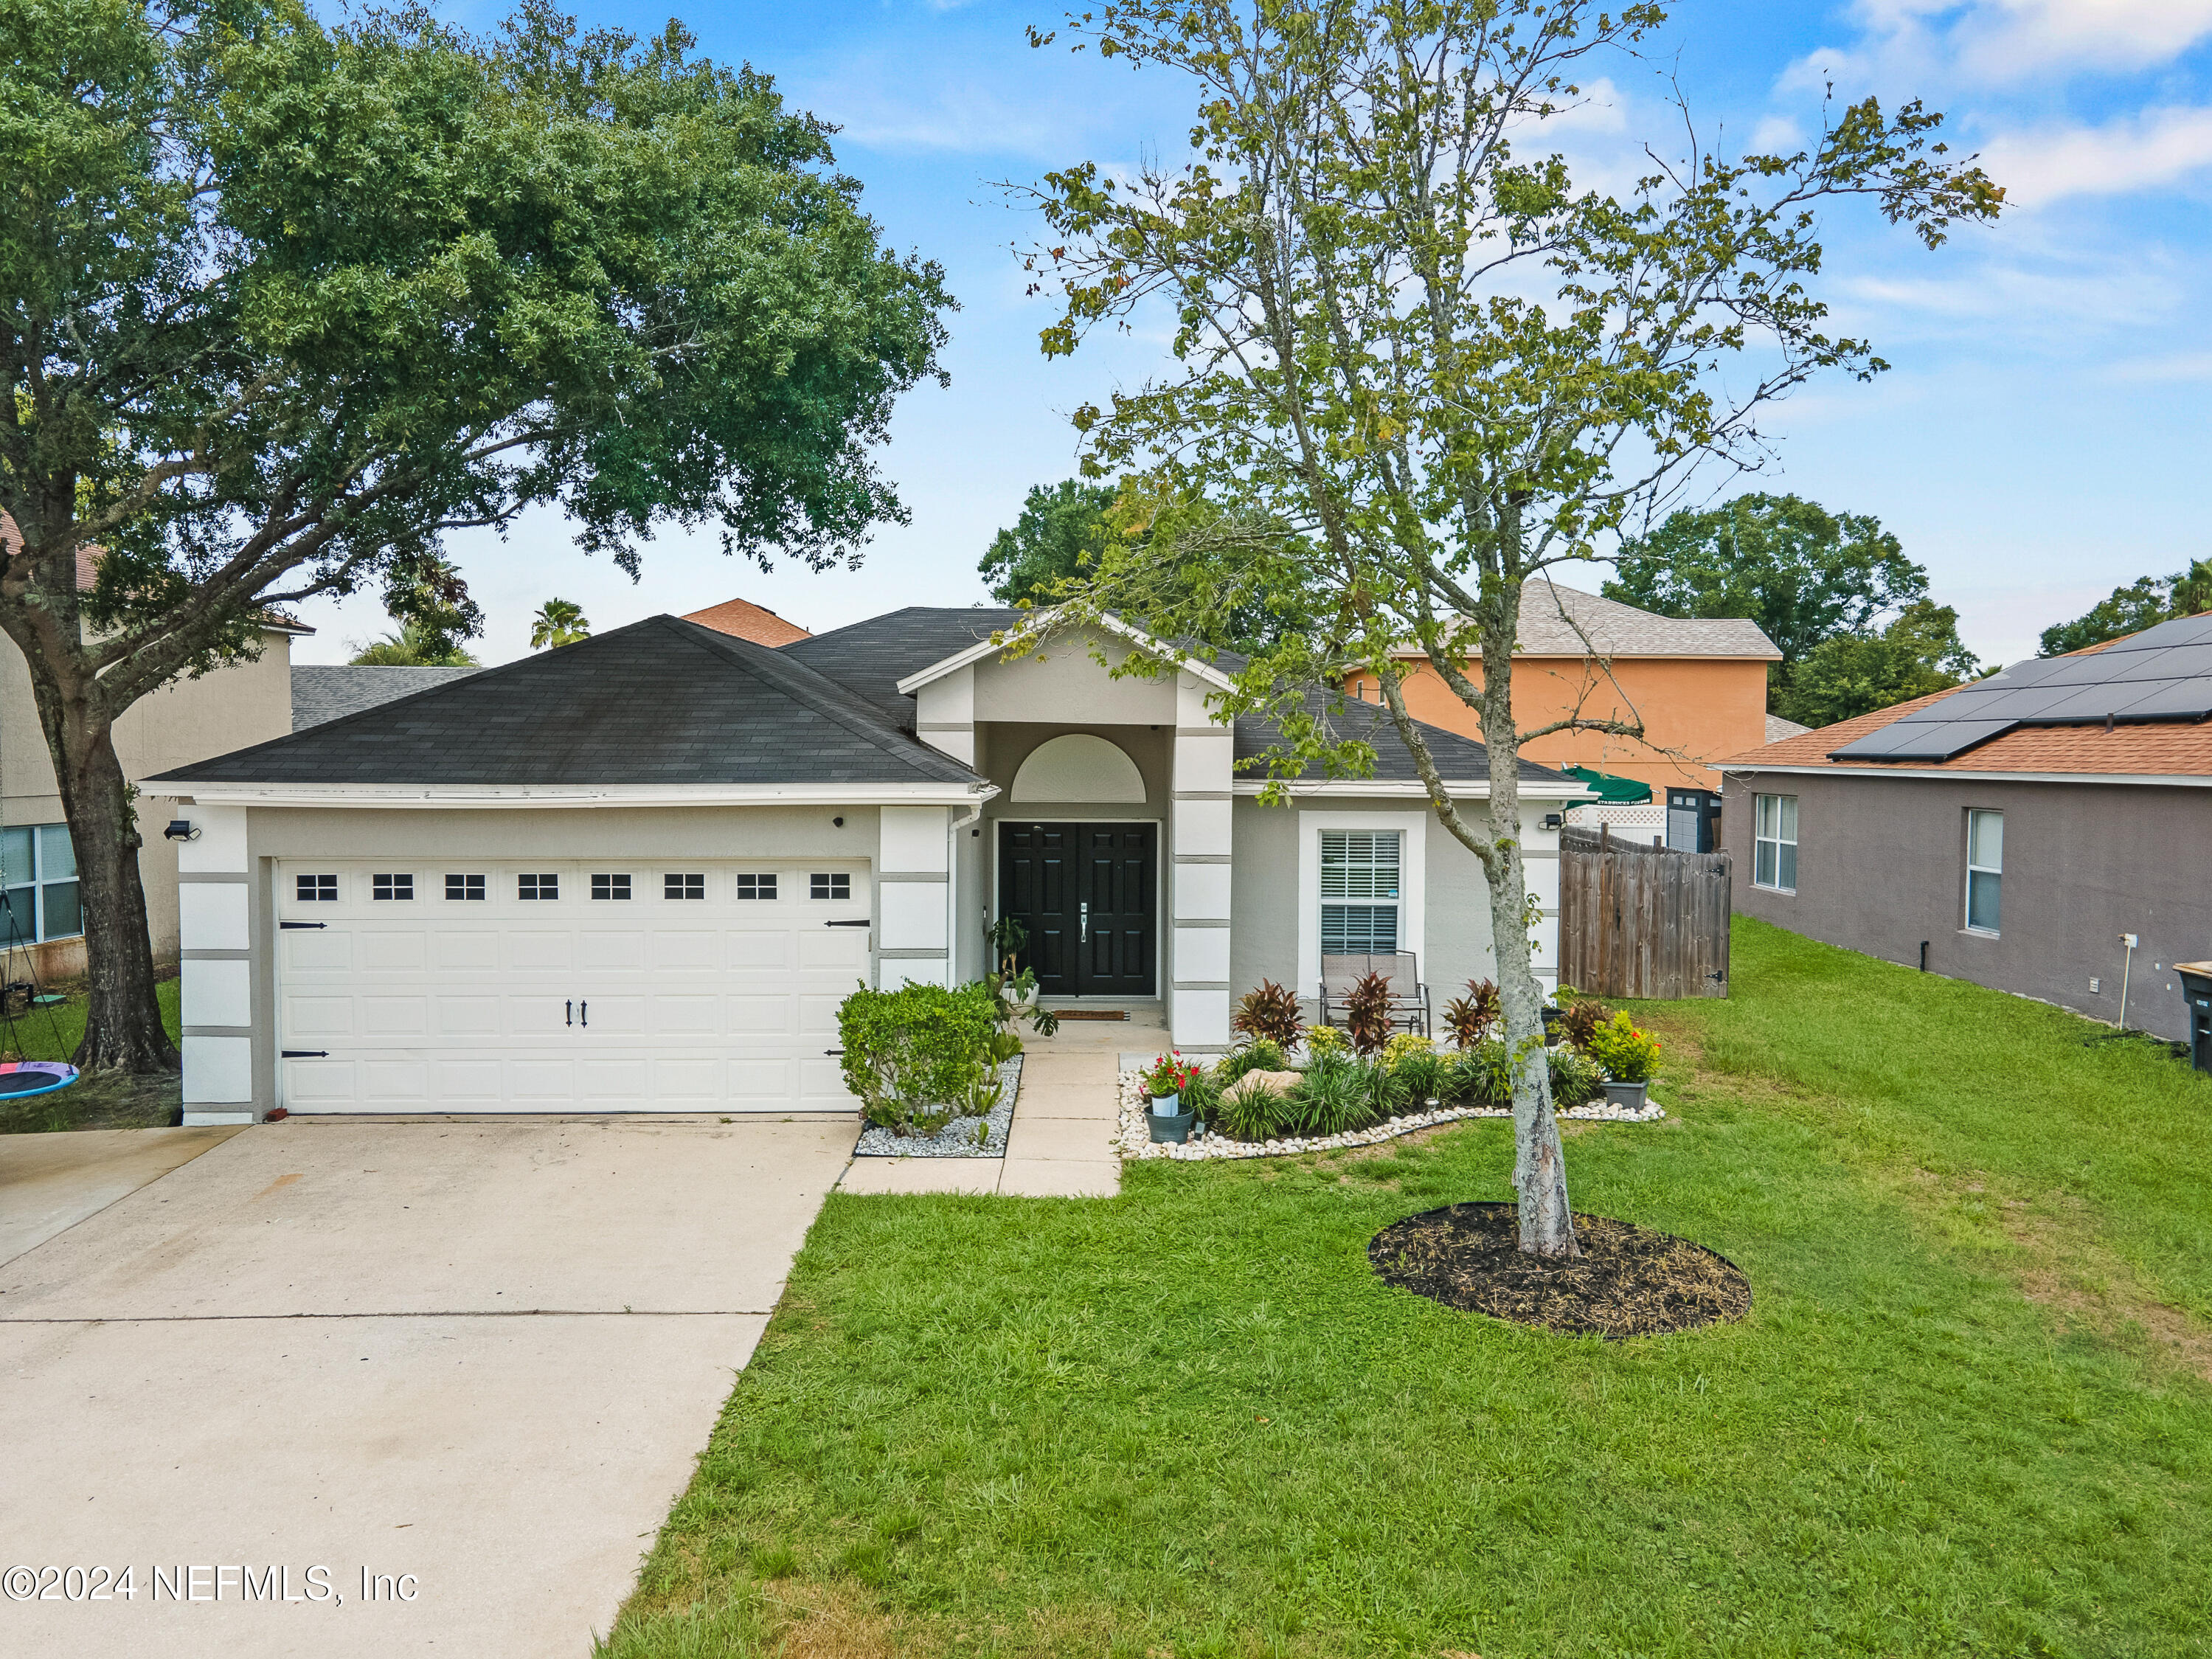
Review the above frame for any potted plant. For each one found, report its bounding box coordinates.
[1583,1011,1662,1110]
[1140,1052,1202,1143]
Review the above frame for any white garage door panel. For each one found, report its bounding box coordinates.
[275,860,870,1113]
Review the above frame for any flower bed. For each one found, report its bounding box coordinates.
[855,1056,1023,1158]
[1114,1067,1663,1161]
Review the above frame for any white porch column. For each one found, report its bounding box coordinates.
[878,805,951,988]
[1170,672,1233,1049]
[176,803,256,1124]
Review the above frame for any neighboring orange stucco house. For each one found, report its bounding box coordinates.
[1345,579,1782,793]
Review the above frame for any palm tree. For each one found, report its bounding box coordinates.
[530,598,590,649]
[349,621,479,667]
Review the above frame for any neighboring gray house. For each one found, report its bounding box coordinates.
[148,608,1588,1123]
[1718,611,2212,1042]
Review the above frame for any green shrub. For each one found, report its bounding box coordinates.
[1291,1054,1378,1135]
[1303,1023,1349,1059]
[1390,1049,1446,1107]
[1214,1074,1297,1141]
[1180,1067,1224,1123]
[1217,1040,1288,1085]
[837,981,997,1135]
[1584,1011,1663,1083]
[1443,1040,1514,1106]
[1547,1045,1603,1106]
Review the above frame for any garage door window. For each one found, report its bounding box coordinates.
[371,874,414,901]
[811,873,850,900]
[665,873,706,900]
[296,873,338,901]
[592,873,632,901]
[519,873,558,901]
[445,874,486,901]
[736,873,777,900]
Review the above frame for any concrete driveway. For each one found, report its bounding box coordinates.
[0,1114,854,1656]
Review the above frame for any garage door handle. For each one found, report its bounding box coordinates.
[579,1000,587,1028]
[566,1000,572,1027]
[823,918,870,928]
[282,1050,328,1059]
[280,921,327,930]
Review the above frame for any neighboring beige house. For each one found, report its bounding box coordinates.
[2,610,308,978]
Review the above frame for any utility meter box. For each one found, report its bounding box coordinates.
[1665,788,1721,854]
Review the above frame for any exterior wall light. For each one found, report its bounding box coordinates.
[164,820,201,842]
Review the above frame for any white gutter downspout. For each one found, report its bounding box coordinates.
[948,788,996,984]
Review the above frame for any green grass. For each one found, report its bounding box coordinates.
[603,919,2212,1658]
[1,977,183,1132]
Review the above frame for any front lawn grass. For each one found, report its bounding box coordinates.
[603,918,2212,1658]
[0,975,183,1132]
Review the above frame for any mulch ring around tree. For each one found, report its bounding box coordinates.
[1369,1202,1751,1338]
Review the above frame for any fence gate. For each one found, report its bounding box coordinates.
[1559,825,1732,1000]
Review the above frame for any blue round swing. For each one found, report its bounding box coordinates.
[0,1060,78,1098]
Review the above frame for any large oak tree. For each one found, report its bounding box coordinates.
[1020,0,1999,1255]
[1,0,951,1070]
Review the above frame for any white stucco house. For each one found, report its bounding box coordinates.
[147,607,1588,1124]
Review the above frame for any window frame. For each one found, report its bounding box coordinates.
[1752,793,1798,894]
[1318,828,1404,957]
[445,873,488,901]
[663,873,707,901]
[1,822,82,943]
[591,873,633,901]
[295,873,339,903]
[1964,808,2003,935]
[809,872,852,901]
[371,873,415,902]
[517,873,559,902]
[735,873,778,901]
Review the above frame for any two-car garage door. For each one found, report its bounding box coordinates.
[275,859,871,1112]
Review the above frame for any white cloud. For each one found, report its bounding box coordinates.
[1980,105,2212,205]
[2101,348,2212,382]
[1787,0,2212,89]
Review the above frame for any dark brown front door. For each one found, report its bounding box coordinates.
[997,821,1156,997]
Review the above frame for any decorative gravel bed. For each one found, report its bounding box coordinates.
[1114,1067,1664,1161]
[854,1056,1022,1158]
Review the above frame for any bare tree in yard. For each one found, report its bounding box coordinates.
[1020,0,2000,1255]
[0,0,951,1072]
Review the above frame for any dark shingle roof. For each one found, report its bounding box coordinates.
[292,665,481,731]
[783,606,1027,728]
[789,607,1570,787]
[153,615,980,787]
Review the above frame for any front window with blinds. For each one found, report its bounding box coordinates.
[1753,794,1798,892]
[1320,830,1401,955]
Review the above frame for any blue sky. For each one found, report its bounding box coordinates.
[288,0,2212,669]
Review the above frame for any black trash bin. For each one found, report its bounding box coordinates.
[2176,963,2212,1071]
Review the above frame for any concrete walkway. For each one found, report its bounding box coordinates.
[0,1124,243,1268]
[837,1003,1162,1198]
[0,1114,854,1658]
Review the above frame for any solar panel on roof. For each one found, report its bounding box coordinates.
[1829,718,2018,761]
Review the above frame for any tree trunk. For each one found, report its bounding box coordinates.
[1473,574,1578,1258]
[19,632,178,1075]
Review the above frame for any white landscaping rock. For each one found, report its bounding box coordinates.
[1113,1067,1665,1161]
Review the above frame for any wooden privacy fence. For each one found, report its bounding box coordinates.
[1559,825,1732,1000]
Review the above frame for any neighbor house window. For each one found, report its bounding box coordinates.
[296,873,339,902]
[591,874,631,901]
[1966,808,2003,934]
[664,873,706,900]
[1752,794,1797,892]
[518,873,558,901]
[372,873,413,901]
[811,873,851,901]
[445,874,486,901]
[735,873,777,901]
[1320,830,1401,954]
[1,824,82,943]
